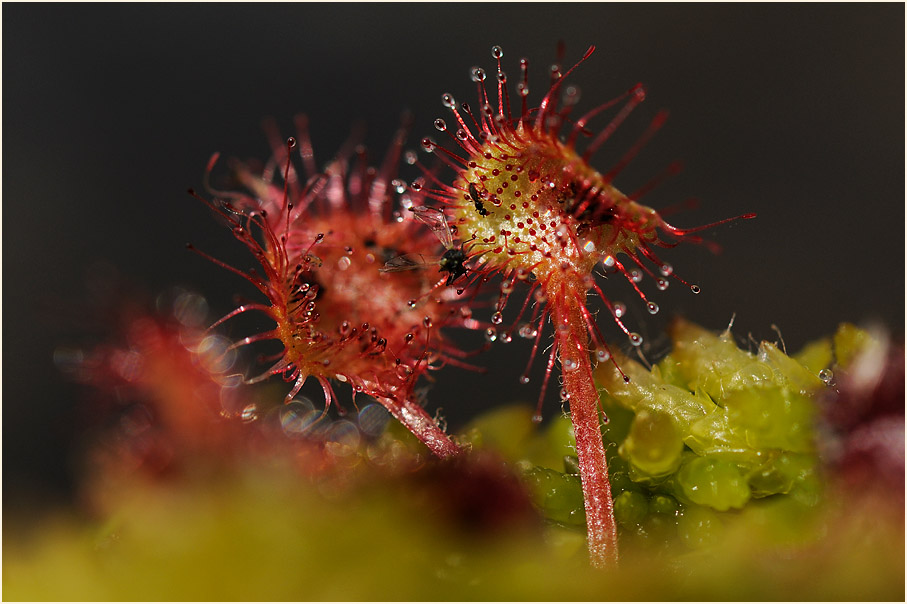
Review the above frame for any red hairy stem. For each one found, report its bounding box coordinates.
[383,396,462,458]
[549,279,618,568]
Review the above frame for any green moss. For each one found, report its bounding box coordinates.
[6,321,901,600]
[676,456,750,511]
[621,409,684,479]
[595,318,824,509]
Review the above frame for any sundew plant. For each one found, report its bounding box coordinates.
[408,43,755,566]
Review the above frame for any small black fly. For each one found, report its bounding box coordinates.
[438,247,468,286]
[468,183,490,216]
[380,206,469,287]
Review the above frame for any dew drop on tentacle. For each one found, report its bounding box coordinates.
[491,45,504,59]
[434,118,447,132]
[690,284,701,294]
[484,327,498,342]
[646,302,659,315]
[629,332,643,347]
[442,93,456,108]
[518,323,538,339]
[563,357,580,372]
[339,320,352,336]
[613,302,626,318]
[491,311,504,325]
[595,347,611,363]
[519,374,530,385]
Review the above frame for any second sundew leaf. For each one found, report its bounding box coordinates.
[191,120,477,459]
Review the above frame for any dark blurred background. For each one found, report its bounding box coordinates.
[4,4,904,522]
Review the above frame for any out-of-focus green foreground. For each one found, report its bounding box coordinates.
[5,321,903,600]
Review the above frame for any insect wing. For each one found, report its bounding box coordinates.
[380,253,439,273]
[408,206,454,249]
